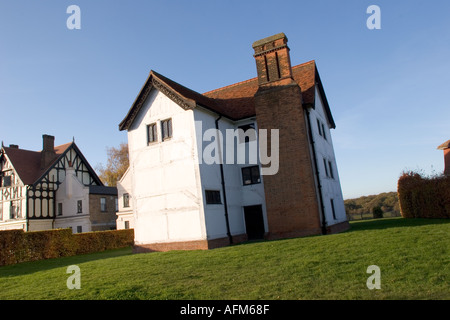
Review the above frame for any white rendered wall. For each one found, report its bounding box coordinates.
[127,89,206,245]
[27,219,53,232]
[54,167,91,233]
[310,87,347,225]
[116,167,134,229]
[194,108,268,240]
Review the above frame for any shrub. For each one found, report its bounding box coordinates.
[372,206,383,219]
[0,228,134,266]
[74,229,134,255]
[0,230,27,266]
[398,171,450,219]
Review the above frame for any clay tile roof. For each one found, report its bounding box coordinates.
[2,142,72,185]
[203,60,318,120]
[437,140,450,150]
[119,60,336,130]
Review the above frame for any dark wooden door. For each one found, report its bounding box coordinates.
[244,205,265,240]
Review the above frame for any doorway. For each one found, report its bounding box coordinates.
[244,205,265,240]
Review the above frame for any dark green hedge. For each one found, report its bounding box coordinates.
[0,228,134,266]
[397,172,450,219]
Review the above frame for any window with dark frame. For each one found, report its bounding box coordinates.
[317,119,322,136]
[328,161,335,179]
[10,202,16,219]
[323,158,329,177]
[100,197,107,212]
[161,118,172,141]
[322,123,327,141]
[3,176,12,187]
[124,221,130,229]
[330,199,337,220]
[147,123,157,144]
[123,193,130,208]
[77,200,82,213]
[205,190,221,204]
[58,203,63,216]
[77,226,82,233]
[242,166,261,185]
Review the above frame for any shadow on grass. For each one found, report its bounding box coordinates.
[230,217,450,249]
[348,217,450,232]
[2,218,449,277]
[0,247,133,277]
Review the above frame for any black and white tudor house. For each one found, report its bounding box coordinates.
[0,135,117,233]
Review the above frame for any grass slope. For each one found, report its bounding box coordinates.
[0,218,448,300]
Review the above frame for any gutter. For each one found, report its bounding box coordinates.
[305,109,328,235]
[214,115,233,245]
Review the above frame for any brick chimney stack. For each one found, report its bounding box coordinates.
[40,134,56,169]
[252,33,323,239]
[252,33,295,87]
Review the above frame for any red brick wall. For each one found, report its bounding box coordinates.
[252,34,323,239]
[133,234,248,253]
[444,149,450,176]
[254,84,322,239]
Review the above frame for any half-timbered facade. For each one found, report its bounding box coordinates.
[0,135,117,232]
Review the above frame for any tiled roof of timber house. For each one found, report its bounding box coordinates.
[119,60,335,130]
[2,142,72,185]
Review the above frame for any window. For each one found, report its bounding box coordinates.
[147,123,157,144]
[58,203,63,216]
[77,200,82,213]
[205,190,221,204]
[115,198,118,212]
[323,158,329,177]
[317,118,328,141]
[161,118,172,141]
[123,193,130,208]
[2,176,12,187]
[322,123,327,141]
[100,197,106,212]
[328,161,335,179]
[330,199,337,220]
[238,123,256,143]
[76,226,82,233]
[10,202,16,219]
[242,166,261,185]
[124,221,130,230]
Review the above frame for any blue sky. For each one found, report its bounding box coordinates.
[1,0,449,199]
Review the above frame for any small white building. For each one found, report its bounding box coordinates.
[116,167,134,230]
[117,33,349,252]
[0,135,117,233]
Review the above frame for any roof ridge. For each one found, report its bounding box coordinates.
[203,60,316,96]
[203,76,257,96]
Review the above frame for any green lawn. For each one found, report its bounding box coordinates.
[0,218,448,300]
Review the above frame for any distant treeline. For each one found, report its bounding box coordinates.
[344,192,400,219]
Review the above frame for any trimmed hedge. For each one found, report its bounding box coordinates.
[0,228,134,266]
[397,171,450,219]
